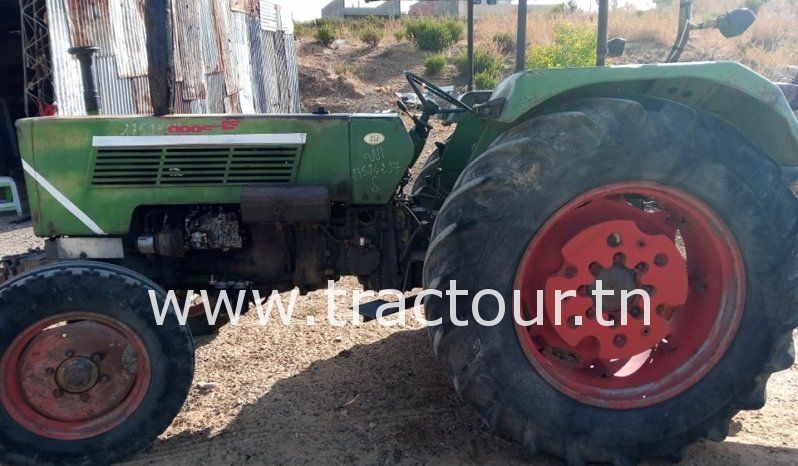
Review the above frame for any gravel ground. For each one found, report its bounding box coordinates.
[0,215,41,257]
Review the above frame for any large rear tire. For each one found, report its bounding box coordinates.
[0,262,195,465]
[424,98,798,464]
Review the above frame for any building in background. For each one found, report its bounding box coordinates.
[20,0,300,117]
[322,0,402,19]
[411,0,514,17]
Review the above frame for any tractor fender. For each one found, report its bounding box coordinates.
[489,61,798,165]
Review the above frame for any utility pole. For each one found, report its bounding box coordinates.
[596,0,609,66]
[516,0,527,72]
[467,0,475,90]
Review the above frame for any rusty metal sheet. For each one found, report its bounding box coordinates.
[170,0,184,83]
[66,0,114,56]
[190,98,209,114]
[273,32,291,109]
[171,82,192,114]
[173,0,207,99]
[131,76,153,114]
[230,0,258,14]
[47,0,85,116]
[46,0,298,116]
[249,17,280,112]
[213,0,240,95]
[206,72,227,114]
[224,92,242,113]
[110,0,149,78]
[230,11,255,112]
[260,0,278,32]
[95,56,136,114]
[284,34,300,111]
[199,0,223,74]
[278,1,293,35]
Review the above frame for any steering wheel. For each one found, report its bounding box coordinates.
[404,71,473,114]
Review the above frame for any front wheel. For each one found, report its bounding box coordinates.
[0,262,195,465]
[424,98,798,464]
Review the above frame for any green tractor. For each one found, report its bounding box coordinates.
[1,2,797,465]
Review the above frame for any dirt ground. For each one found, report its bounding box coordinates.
[1,38,797,465]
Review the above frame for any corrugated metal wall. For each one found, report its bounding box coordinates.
[46,0,299,116]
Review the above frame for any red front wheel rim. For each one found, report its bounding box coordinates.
[514,182,745,409]
[0,312,152,440]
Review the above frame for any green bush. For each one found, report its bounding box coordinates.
[359,27,384,47]
[492,32,516,55]
[527,23,596,69]
[403,17,463,52]
[294,22,314,39]
[357,16,388,30]
[315,17,346,30]
[443,18,464,43]
[424,54,446,76]
[454,47,504,77]
[394,29,406,42]
[315,24,337,47]
[475,70,501,90]
[549,0,579,15]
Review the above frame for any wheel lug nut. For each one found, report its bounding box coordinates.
[635,262,648,273]
[45,367,55,376]
[613,334,627,347]
[91,352,104,362]
[613,253,625,265]
[100,375,110,384]
[607,233,622,247]
[64,349,75,358]
[654,254,669,267]
[567,316,581,329]
[80,394,90,402]
[53,389,64,398]
[589,262,602,274]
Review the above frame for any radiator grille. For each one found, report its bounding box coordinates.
[91,146,301,186]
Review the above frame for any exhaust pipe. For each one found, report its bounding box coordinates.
[68,46,101,115]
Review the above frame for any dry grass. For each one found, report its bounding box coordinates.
[306,1,796,78]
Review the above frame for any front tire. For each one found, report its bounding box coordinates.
[0,262,195,465]
[424,98,798,464]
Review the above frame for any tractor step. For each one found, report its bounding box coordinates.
[358,295,418,322]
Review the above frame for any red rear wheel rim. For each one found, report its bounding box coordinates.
[0,312,152,440]
[514,181,745,409]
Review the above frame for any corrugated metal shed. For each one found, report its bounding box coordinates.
[47,0,299,116]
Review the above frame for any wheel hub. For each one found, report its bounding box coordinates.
[0,313,152,439]
[592,263,637,312]
[55,357,100,394]
[544,219,688,360]
[515,183,745,408]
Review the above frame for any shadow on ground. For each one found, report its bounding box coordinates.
[129,329,798,465]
